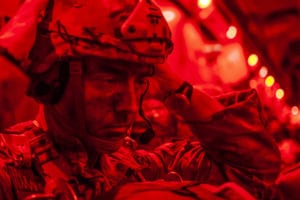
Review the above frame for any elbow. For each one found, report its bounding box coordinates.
[258,144,281,182]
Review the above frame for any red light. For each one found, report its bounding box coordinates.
[265,75,275,87]
[291,106,299,115]
[259,66,268,78]
[275,88,284,100]
[226,26,237,39]
[162,10,176,22]
[216,43,248,84]
[247,54,259,67]
[249,79,258,89]
[197,0,212,9]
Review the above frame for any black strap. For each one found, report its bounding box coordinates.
[0,46,21,66]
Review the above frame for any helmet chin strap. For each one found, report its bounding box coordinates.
[44,59,121,168]
[67,60,122,154]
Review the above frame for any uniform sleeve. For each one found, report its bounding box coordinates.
[137,89,280,198]
[195,89,281,182]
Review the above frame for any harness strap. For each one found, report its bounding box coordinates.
[29,120,79,200]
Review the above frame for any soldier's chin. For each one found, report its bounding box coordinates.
[90,136,124,153]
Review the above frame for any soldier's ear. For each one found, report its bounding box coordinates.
[27,60,69,105]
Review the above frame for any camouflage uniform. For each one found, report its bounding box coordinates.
[0,89,280,199]
[0,0,280,199]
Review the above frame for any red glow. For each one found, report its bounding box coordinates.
[280,140,292,154]
[275,88,284,100]
[216,43,248,84]
[198,2,214,19]
[226,26,237,39]
[197,0,212,9]
[183,22,206,61]
[291,106,299,115]
[162,10,176,22]
[259,66,268,78]
[265,75,275,87]
[247,54,259,67]
[278,139,300,166]
[249,79,258,88]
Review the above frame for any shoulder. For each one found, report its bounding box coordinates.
[0,120,42,168]
[0,121,47,199]
[0,121,34,200]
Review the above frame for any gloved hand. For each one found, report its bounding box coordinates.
[0,0,49,63]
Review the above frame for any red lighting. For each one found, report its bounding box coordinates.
[249,79,258,89]
[216,43,248,84]
[265,75,275,87]
[197,0,212,9]
[226,26,237,39]
[278,140,299,165]
[259,66,268,78]
[275,88,284,100]
[291,106,299,115]
[162,10,176,22]
[247,54,259,67]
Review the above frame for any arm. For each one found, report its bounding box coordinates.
[0,0,49,127]
[152,63,224,120]
[153,64,281,182]
[199,89,280,179]
[0,57,37,129]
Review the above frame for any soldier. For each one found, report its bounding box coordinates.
[0,0,280,199]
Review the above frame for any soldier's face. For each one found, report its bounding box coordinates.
[83,58,151,147]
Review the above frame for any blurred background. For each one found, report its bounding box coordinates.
[1,0,300,167]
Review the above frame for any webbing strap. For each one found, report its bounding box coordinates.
[26,121,79,200]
